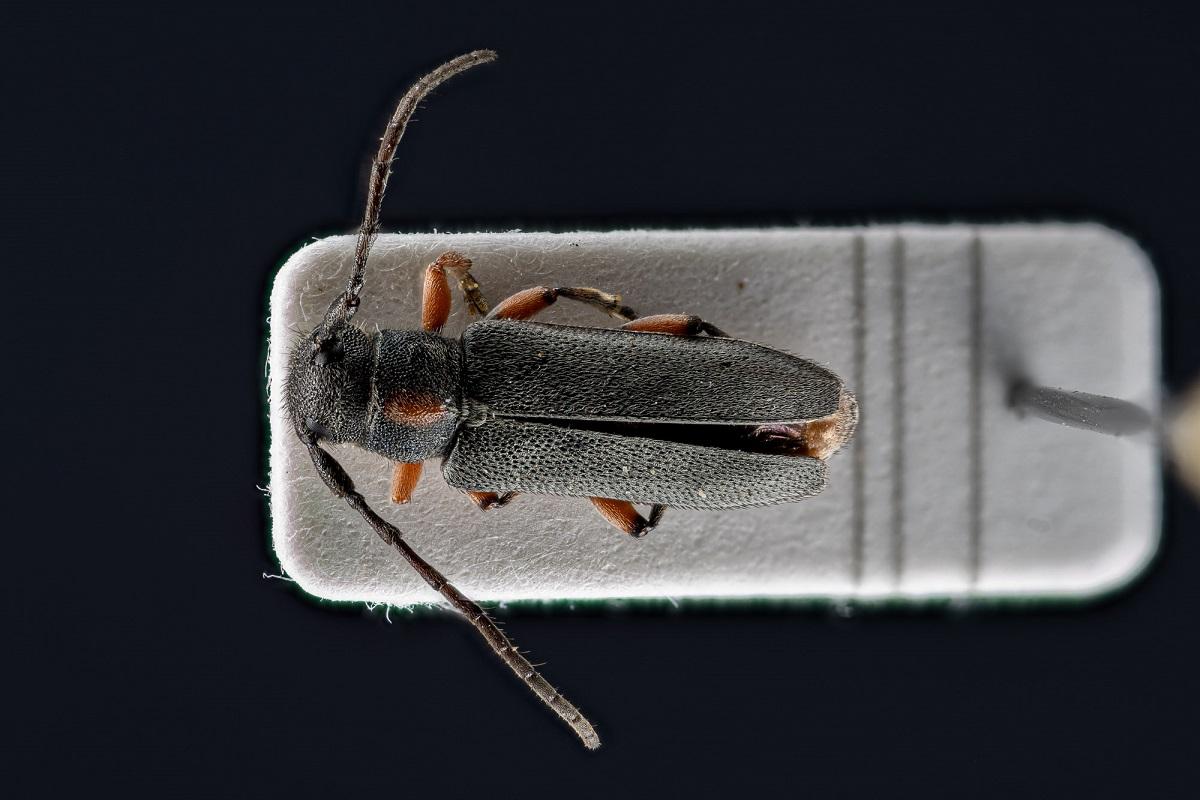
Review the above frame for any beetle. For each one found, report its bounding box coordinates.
[282,50,857,750]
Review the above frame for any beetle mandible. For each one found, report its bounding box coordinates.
[283,50,858,750]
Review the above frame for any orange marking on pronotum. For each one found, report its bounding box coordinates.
[382,393,449,426]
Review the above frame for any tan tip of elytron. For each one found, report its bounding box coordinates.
[1170,381,1200,498]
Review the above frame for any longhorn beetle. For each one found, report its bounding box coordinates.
[282,50,858,750]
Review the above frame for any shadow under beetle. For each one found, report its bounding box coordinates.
[282,50,858,749]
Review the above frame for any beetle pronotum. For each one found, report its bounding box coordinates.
[282,50,857,749]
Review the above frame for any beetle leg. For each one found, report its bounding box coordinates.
[621,313,728,337]
[588,498,666,538]
[390,461,424,504]
[422,251,489,332]
[487,286,637,322]
[420,261,451,331]
[466,490,518,511]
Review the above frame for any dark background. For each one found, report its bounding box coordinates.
[5,2,1199,796]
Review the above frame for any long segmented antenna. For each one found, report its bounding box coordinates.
[301,49,599,749]
[300,433,601,750]
[319,49,498,336]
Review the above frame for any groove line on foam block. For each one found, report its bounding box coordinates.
[968,231,985,588]
[851,233,866,588]
[891,233,906,588]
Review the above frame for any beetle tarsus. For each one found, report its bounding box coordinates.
[647,503,667,530]
[555,286,637,321]
[632,504,667,538]
[589,497,666,538]
[698,321,729,338]
[467,490,518,511]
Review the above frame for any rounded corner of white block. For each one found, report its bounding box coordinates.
[1059,517,1161,602]
[1076,222,1162,302]
[268,484,335,603]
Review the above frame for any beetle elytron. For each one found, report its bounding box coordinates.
[283,50,857,749]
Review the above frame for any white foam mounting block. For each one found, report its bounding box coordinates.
[267,225,1160,605]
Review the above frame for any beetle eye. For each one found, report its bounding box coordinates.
[314,336,345,366]
[305,417,333,439]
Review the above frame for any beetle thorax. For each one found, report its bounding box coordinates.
[365,330,464,461]
[285,325,465,462]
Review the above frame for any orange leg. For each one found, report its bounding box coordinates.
[421,251,488,331]
[390,462,424,504]
[488,286,637,322]
[589,497,666,538]
[621,313,728,338]
[466,490,518,510]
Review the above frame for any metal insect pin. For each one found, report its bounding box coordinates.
[283,50,857,750]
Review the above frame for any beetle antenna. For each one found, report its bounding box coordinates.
[299,432,601,750]
[319,50,498,336]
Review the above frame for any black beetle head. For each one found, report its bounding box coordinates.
[284,323,374,445]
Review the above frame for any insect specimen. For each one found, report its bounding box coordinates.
[282,50,857,749]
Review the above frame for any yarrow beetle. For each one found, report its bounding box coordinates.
[282,50,857,749]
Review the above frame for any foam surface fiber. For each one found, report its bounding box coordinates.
[267,226,1160,605]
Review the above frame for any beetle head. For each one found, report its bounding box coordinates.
[285,322,374,446]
